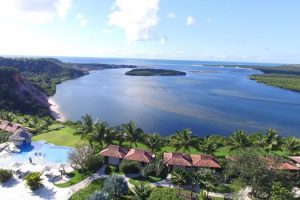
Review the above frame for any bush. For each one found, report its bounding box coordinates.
[148,187,183,200]
[0,169,13,183]
[119,160,140,174]
[25,172,43,191]
[88,191,109,200]
[103,175,129,199]
[104,165,119,175]
[86,155,103,172]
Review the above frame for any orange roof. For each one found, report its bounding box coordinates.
[124,149,154,163]
[289,156,300,164]
[164,152,193,166]
[191,154,221,168]
[5,123,21,133]
[279,162,299,171]
[99,145,129,158]
[0,120,9,130]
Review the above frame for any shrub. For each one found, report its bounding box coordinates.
[25,172,43,191]
[103,175,129,200]
[86,155,103,172]
[88,191,109,200]
[132,183,153,200]
[119,160,140,174]
[104,165,119,175]
[148,187,183,200]
[0,169,13,183]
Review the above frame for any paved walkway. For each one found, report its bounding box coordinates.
[67,165,108,196]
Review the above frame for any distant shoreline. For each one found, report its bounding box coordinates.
[48,97,66,122]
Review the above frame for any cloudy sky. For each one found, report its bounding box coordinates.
[0,0,300,63]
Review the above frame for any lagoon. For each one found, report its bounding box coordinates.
[52,58,300,136]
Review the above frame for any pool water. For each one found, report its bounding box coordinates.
[10,141,73,164]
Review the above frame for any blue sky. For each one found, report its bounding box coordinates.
[0,0,300,63]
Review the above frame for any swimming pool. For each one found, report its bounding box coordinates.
[0,141,73,166]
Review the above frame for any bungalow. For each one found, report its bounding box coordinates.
[8,128,33,147]
[0,120,23,133]
[124,149,154,166]
[164,152,221,172]
[191,154,221,169]
[99,145,129,166]
[288,156,300,168]
[164,152,193,172]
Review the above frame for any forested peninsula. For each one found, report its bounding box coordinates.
[0,57,136,116]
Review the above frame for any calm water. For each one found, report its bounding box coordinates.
[52,58,300,136]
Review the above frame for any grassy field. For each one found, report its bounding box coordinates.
[54,170,92,188]
[249,74,300,92]
[32,125,87,147]
[129,176,163,186]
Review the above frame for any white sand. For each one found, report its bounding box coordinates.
[48,98,66,122]
[0,175,72,200]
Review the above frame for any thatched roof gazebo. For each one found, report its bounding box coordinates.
[9,128,33,146]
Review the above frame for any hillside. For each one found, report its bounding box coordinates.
[0,57,85,96]
[0,67,50,115]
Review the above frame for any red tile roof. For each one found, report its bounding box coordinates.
[0,120,22,133]
[191,154,221,168]
[164,152,193,166]
[124,149,154,163]
[99,145,129,158]
[0,120,9,130]
[289,156,300,164]
[164,153,220,168]
[279,162,299,171]
[5,123,21,133]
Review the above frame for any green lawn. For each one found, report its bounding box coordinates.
[54,170,92,188]
[32,125,87,147]
[69,179,104,200]
[129,176,163,186]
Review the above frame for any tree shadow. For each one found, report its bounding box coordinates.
[1,178,19,188]
[33,186,57,199]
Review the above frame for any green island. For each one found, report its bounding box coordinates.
[125,68,186,76]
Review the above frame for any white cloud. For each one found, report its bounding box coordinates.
[160,36,167,44]
[101,28,112,34]
[167,12,176,18]
[108,0,160,42]
[76,13,89,27]
[186,16,195,26]
[0,0,72,24]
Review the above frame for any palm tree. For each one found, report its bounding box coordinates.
[143,133,164,152]
[170,168,187,195]
[132,183,152,200]
[285,137,300,155]
[122,121,144,148]
[112,125,125,146]
[263,129,283,152]
[170,128,199,153]
[200,137,218,155]
[226,130,251,151]
[81,114,93,137]
[88,121,113,149]
[148,159,165,177]
[248,132,265,148]
[194,169,215,200]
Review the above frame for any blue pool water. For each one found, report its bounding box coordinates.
[10,141,73,164]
